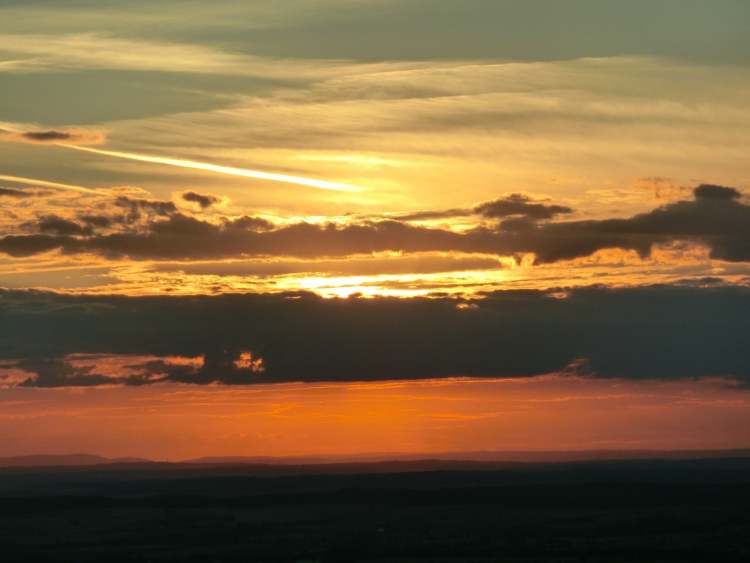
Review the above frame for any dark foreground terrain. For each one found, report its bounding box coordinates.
[1,457,749,562]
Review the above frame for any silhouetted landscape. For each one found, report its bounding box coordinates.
[2,453,749,562]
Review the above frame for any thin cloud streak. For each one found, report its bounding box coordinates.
[0,174,104,195]
[63,145,364,192]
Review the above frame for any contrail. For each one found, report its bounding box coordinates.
[63,145,363,193]
[0,174,104,195]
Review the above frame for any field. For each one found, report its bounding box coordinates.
[1,457,749,562]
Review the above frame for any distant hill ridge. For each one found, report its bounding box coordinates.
[2,449,749,469]
[0,454,149,468]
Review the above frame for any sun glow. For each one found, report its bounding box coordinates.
[287,270,513,298]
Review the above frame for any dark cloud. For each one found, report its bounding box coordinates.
[1,285,748,387]
[15,358,113,388]
[149,213,218,237]
[9,352,262,388]
[475,193,573,220]
[526,183,750,263]
[693,184,742,201]
[0,234,67,257]
[35,215,92,236]
[225,215,275,232]
[181,191,221,209]
[76,217,467,260]
[114,196,177,218]
[396,194,572,222]
[78,215,113,229]
[21,130,74,142]
[396,208,471,221]
[1,185,748,263]
[0,187,34,198]
[109,196,178,226]
[0,128,105,145]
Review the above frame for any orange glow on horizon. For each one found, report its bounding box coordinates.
[1,376,748,460]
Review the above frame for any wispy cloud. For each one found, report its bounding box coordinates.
[0,33,295,76]
[97,55,750,219]
[63,145,364,192]
[0,174,104,195]
[0,32,421,79]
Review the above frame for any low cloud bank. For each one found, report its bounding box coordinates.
[2,185,749,264]
[1,284,748,387]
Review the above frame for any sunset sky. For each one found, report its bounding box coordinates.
[1,0,749,459]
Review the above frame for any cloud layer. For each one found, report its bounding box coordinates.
[1,185,748,264]
[1,283,749,388]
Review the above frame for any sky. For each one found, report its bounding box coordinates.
[1,0,749,459]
